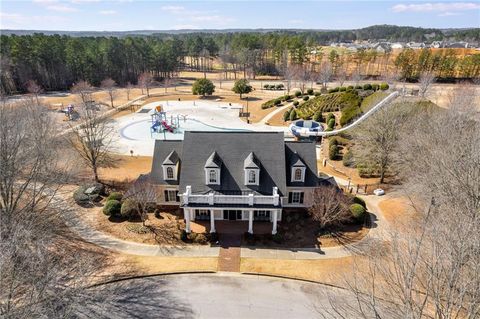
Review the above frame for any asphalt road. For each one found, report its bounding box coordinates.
[86,273,353,319]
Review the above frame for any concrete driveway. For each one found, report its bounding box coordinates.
[90,273,353,319]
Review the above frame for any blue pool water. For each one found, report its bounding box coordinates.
[120,118,250,141]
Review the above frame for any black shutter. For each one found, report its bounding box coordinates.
[176,191,180,202]
[164,190,169,202]
[300,192,304,204]
[288,192,293,203]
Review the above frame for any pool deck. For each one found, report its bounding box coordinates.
[112,100,290,156]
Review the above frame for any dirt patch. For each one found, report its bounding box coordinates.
[98,154,152,182]
[241,256,363,286]
[378,197,418,225]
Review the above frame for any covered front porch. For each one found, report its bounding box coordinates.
[183,207,282,235]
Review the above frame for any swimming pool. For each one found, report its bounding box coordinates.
[119,118,251,141]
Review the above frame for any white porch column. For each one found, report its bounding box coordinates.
[210,210,216,233]
[185,208,191,233]
[248,210,253,234]
[271,210,278,235]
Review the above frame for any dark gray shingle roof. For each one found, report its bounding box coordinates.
[150,140,183,185]
[180,131,287,196]
[285,141,318,187]
[163,150,179,165]
[244,152,260,169]
[204,151,222,168]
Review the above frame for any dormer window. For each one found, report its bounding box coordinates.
[290,151,306,183]
[294,168,302,181]
[166,167,174,179]
[209,170,218,183]
[244,152,260,186]
[162,150,179,181]
[205,151,222,185]
[248,170,256,183]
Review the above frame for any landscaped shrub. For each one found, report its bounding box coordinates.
[339,87,347,92]
[103,199,121,216]
[329,144,338,160]
[314,91,321,96]
[303,96,309,101]
[342,149,355,167]
[284,94,292,101]
[355,85,362,89]
[313,111,322,122]
[274,98,282,106]
[353,196,366,208]
[263,84,269,89]
[326,113,335,122]
[307,88,314,95]
[328,87,339,93]
[293,100,300,106]
[107,192,123,201]
[380,83,389,90]
[120,198,138,219]
[276,84,284,90]
[327,118,335,129]
[350,203,366,221]
[329,137,338,147]
[283,108,292,121]
[207,232,219,243]
[363,83,372,90]
[294,91,302,97]
[347,85,354,90]
[269,84,275,90]
[289,109,297,121]
[372,84,379,91]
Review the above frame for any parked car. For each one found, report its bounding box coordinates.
[373,188,385,196]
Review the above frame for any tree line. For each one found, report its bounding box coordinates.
[1,31,479,95]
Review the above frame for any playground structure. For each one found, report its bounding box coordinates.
[150,105,185,136]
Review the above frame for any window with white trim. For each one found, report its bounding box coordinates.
[195,209,210,220]
[166,167,174,179]
[291,167,306,183]
[165,190,178,202]
[248,170,256,183]
[288,191,304,204]
[209,170,217,183]
[294,168,302,180]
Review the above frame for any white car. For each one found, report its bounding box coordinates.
[373,188,385,196]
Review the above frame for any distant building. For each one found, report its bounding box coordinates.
[406,42,426,49]
[446,42,469,49]
[391,42,404,49]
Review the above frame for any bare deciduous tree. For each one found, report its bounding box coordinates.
[352,101,408,183]
[0,99,110,318]
[418,71,435,97]
[308,186,351,230]
[67,103,115,182]
[124,178,157,227]
[138,72,153,97]
[336,66,348,87]
[71,80,94,104]
[25,79,43,105]
[100,77,117,108]
[326,87,480,319]
[351,67,363,87]
[125,81,133,101]
[318,61,333,91]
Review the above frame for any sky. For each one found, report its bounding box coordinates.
[1,0,479,31]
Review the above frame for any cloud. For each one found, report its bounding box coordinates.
[0,11,67,28]
[161,5,185,14]
[32,0,78,12]
[392,2,480,13]
[438,11,461,16]
[99,10,117,15]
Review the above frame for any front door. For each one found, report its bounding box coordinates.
[223,210,242,220]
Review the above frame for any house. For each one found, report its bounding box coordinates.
[406,42,426,49]
[145,131,323,235]
[391,42,404,49]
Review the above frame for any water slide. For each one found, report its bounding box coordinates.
[161,120,175,133]
[289,91,399,137]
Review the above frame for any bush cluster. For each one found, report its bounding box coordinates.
[303,96,309,101]
[329,144,338,160]
[294,91,302,97]
[120,198,138,219]
[263,83,284,90]
[283,108,292,121]
[313,111,322,122]
[293,100,299,106]
[350,203,366,221]
[342,149,355,167]
[289,109,297,121]
[103,199,122,216]
[306,88,314,95]
[107,192,123,201]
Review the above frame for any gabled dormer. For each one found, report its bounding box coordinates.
[291,151,306,183]
[244,152,260,186]
[162,150,179,181]
[204,151,222,185]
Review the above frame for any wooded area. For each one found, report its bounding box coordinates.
[1,29,479,95]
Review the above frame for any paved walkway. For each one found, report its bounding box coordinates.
[217,234,242,272]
